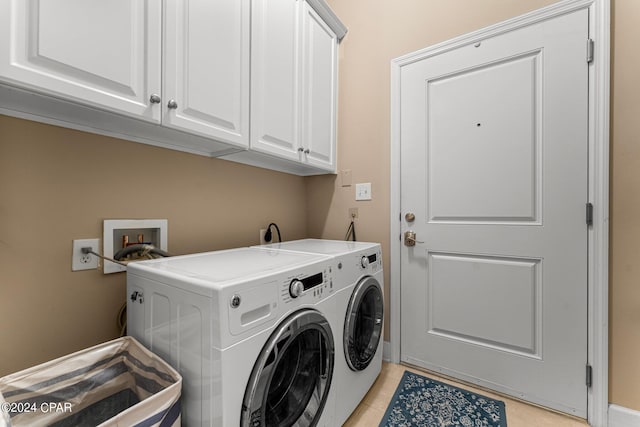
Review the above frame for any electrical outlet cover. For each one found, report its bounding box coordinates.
[260,229,268,245]
[355,183,372,200]
[72,239,100,271]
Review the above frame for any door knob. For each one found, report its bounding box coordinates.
[405,212,416,222]
[404,231,424,247]
[167,99,178,109]
[149,94,161,104]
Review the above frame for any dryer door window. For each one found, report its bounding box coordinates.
[344,276,384,371]
[242,309,334,427]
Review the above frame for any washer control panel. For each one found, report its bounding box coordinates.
[282,267,333,303]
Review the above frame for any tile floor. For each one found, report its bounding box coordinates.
[343,362,590,427]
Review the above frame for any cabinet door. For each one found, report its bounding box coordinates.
[164,0,250,148]
[0,0,161,122]
[301,2,337,171]
[250,0,301,160]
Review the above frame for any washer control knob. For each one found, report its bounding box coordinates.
[289,280,304,298]
[361,256,370,269]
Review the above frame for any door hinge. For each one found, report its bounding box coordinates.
[586,365,593,388]
[586,202,594,227]
[587,38,594,64]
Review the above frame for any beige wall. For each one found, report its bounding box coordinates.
[610,0,640,410]
[307,0,640,411]
[0,115,308,376]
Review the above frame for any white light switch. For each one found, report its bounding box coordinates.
[341,169,352,187]
[355,183,372,201]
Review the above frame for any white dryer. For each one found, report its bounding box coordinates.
[255,240,384,425]
[126,247,340,427]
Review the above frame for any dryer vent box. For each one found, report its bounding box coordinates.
[103,219,168,274]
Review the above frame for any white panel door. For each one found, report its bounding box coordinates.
[0,0,161,121]
[250,0,301,160]
[163,0,250,148]
[400,9,589,416]
[300,2,337,172]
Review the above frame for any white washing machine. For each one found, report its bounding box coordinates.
[255,239,384,425]
[126,247,340,427]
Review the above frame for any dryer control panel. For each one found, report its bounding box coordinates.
[331,247,383,294]
[360,252,380,269]
[358,249,382,273]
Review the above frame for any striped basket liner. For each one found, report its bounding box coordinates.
[0,336,181,427]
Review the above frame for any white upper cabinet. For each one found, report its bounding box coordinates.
[250,0,338,172]
[301,2,337,171]
[0,0,161,121]
[163,0,250,146]
[0,0,345,174]
[248,0,340,173]
[250,0,301,161]
[0,0,250,148]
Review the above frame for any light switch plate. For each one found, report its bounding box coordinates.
[341,169,352,187]
[355,183,372,200]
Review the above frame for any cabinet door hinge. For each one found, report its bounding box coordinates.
[587,38,594,64]
[586,202,594,227]
[586,365,593,388]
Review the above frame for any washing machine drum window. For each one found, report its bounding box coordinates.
[344,276,384,371]
[241,309,334,427]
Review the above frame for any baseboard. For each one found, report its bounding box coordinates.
[383,340,391,362]
[609,404,640,427]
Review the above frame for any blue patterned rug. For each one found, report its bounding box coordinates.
[379,371,507,427]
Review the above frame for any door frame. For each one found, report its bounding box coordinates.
[389,0,610,425]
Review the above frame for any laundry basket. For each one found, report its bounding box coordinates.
[0,336,181,427]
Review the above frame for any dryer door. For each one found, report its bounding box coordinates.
[344,276,384,371]
[241,309,334,427]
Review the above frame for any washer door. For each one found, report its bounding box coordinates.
[344,276,384,371]
[241,309,334,427]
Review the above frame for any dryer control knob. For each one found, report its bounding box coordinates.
[289,280,305,298]
[361,256,370,269]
